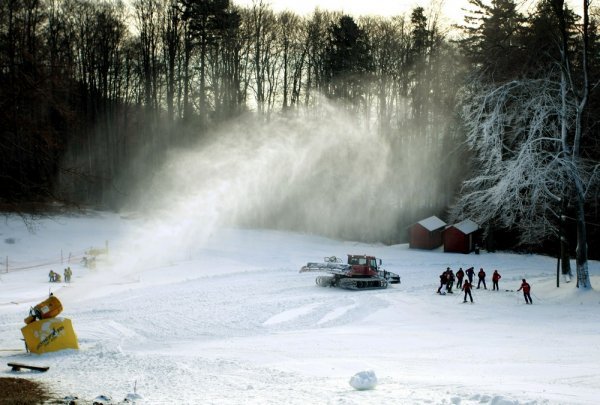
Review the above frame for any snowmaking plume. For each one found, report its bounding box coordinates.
[109,101,453,274]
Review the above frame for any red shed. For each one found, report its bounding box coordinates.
[443,219,480,254]
[409,216,446,250]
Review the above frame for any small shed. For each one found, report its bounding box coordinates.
[443,219,480,254]
[409,216,446,250]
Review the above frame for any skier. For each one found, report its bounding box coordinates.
[456,268,465,289]
[492,270,501,291]
[477,268,487,289]
[462,280,473,303]
[517,279,533,304]
[437,269,449,294]
[64,267,72,283]
[446,269,455,293]
[48,270,55,282]
[465,267,475,284]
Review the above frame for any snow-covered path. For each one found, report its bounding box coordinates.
[1,213,600,404]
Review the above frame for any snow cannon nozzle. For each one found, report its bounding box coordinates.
[23,295,63,324]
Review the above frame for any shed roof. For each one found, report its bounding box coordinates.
[417,216,446,231]
[452,219,479,235]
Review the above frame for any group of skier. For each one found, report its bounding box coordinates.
[48,270,61,283]
[436,267,532,304]
[48,267,73,283]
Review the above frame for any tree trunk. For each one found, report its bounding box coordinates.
[554,0,591,288]
[559,201,572,276]
[572,0,591,288]
[183,32,192,121]
[573,174,590,287]
[200,33,207,124]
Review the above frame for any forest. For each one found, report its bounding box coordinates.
[1,0,599,284]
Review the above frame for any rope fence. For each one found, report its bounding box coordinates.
[4,241,108,273]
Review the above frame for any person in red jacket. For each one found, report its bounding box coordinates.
[462,280,473,303]
[492,270,501,291]
[477,268,487,289]
[517,279,533,304]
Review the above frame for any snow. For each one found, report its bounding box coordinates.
[417,215,446,231]
[452,218,480,235]
[349,370,378,390]
[1,211,600,404]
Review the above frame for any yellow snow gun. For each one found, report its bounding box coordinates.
[24,294,63,324]
[21,295,78,354]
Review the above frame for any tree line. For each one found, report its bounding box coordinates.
[0,0,464,222]
[0,0,462,203]
[0,0,599,275]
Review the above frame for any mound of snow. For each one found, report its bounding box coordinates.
[349,370,378,391]
[92,394,112,405]
[124,392,143,402]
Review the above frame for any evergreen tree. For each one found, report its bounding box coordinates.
[408,7,432,133]
[323,15,373,106]
[460,0,526,82]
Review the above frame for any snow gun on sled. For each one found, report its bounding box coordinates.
[300,254,400,290]
[21,294,79,354]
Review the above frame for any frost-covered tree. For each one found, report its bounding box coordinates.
[453,76,560,239]
[453,0,598,289]
[453,73,598,288]
[552,0,594,288]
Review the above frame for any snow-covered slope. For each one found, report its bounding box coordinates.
[1,212,600,404]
